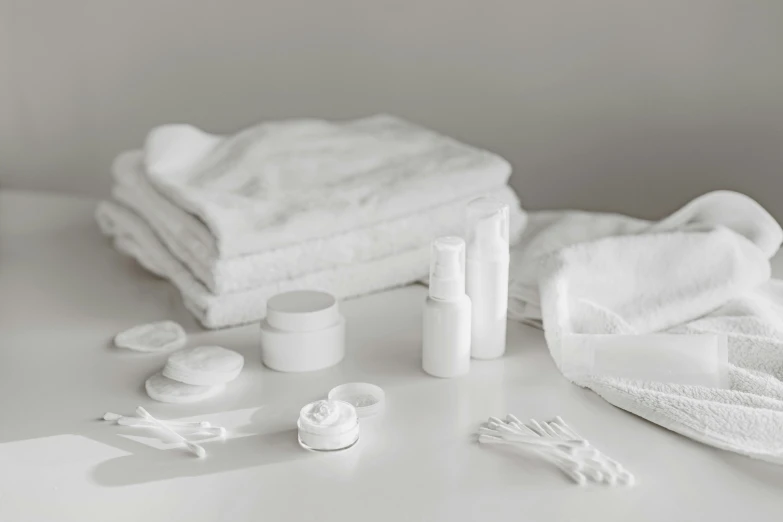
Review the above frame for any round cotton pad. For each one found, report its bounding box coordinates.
[145,372,225,403]
[162,345,244,386]
[114,321,186,352]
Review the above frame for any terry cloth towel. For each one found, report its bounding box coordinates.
[508,191,783,463]
[112,150,525,294]
[96,201,428,329]
[141,114,513,258]
[96,201,527,329]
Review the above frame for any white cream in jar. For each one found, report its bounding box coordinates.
[297,399,359,451]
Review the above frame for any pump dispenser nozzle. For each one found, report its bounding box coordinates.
[429,237,466,301]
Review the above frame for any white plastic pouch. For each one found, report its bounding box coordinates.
[560,334,728,388]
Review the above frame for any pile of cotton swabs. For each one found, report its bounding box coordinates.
[478,415,634,486]
[103,407,226,458]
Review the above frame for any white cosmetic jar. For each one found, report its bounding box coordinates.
[298,399,359,451]
[260,290,346,372]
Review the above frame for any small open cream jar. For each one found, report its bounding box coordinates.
[297,400,359,451]
[260,290,346,372]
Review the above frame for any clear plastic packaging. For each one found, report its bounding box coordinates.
[559,334,729,388]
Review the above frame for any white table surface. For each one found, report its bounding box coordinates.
[2,190,783,522]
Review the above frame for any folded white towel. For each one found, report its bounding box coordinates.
[96,201,429,329]
[141,114,513,257]
[97,197,527,328]
[112,151,525,294]
[509,192,783,463]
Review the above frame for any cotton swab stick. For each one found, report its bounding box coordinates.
[136,407,207,458]
[478,434,587,485]
[551,416,585,440]
[528,419,553,438]
[482,426,577,448]
[116,417,227,437]
[550,418,626,469]
[550,417,635,486]
[507,414,525,428]
[505,417,574,448]
[103,412,211,428]
[548,421,577,442]
[544,422,605,462]
[505,415,530,434]
[478,435,586,474]
[479,426,586,453]
[478,434,581,467]
[483,421,594,460]
[538,419,562,439]
[484,422,585,445]
[545,421,620,483]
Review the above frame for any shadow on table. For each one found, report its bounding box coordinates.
[716,450,783,487]
[90,427,307,486]
[85,398,324,486]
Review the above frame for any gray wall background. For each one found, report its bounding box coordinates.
[1,0,782,219]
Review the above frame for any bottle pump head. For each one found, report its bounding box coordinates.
[429,236,466,300]
[466,197,509,260]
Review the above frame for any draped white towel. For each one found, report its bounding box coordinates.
[509,191,783,464]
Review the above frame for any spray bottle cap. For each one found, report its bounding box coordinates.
[429,237,466,301]
[466,197,509,260]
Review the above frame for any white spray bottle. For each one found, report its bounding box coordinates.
[422,237,472,378]
[466,198,510,359]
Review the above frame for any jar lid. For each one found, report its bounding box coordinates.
[265,290,340,332]
[328,382,385,418]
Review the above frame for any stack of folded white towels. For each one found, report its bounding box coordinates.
[96,114,526,328]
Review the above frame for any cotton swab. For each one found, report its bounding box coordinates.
[135,407,207,458]
[478,434,581,467]
[479,426,586,453]
[544,421,607,462]
[549,416,635,486]
[116,416,227,437]
[506,413,525,428]
[543,425,619,485]
[103,412,211,428]
[537,419,562,439]
[483,422,584,445]
[505,415,531,434]
[478,434,586,473]
[528,419,552,438]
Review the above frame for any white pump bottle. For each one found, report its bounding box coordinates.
[466,198,510,360]
[422,237,472,378]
